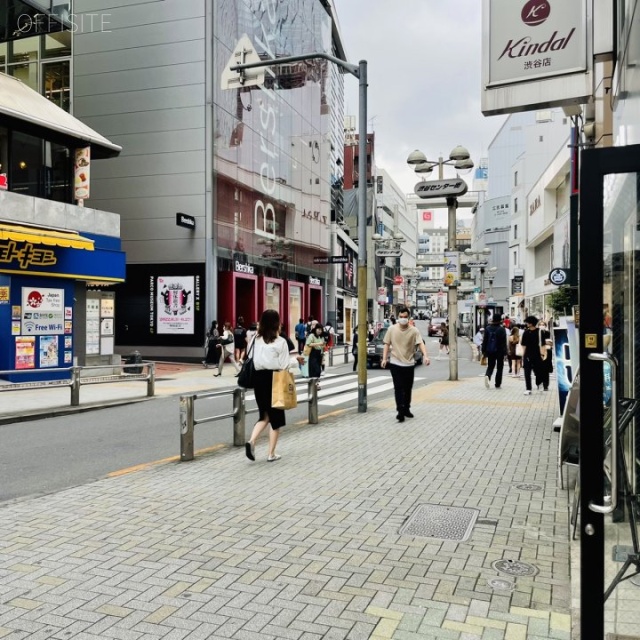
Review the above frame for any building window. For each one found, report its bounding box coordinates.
[514,197,518,213]
[513,251,517,265]
[514,170,518,186]
[514,224,518,239]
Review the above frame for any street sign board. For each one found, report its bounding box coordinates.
[375,249,402,258]
[549,268,569,286]
[414,179,468,199]
[313,256,350,264]
[466,260,489,268]
[393,275,404,285]
[221,34,265,90]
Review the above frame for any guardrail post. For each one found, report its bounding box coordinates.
[233,387,246,446]
[180,395,195,461]
[328,348,334,367]
[70,366,80,406]
[308,378,318,424]
[146,362,155,397]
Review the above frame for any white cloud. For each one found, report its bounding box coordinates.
[333,0,506,193]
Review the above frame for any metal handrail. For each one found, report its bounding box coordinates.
[0,362,155,407]
[179,371,361,461]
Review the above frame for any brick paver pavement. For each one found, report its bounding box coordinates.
[0,376,570,639]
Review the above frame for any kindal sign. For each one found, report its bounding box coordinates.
[488,0,586,86]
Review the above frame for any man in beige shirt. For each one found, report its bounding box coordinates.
[381,306,430,422]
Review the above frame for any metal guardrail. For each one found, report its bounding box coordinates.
[327,343,351,367]
[179,371,356,461]
[0,362,155,407]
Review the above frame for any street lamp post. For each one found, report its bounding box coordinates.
[227,46,369,411]
[407,146,474,382]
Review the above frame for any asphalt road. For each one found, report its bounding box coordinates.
[0,331,479,504]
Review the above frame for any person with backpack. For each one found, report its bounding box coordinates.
[482,314,507,389]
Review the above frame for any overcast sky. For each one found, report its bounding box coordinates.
[332,0,507,195]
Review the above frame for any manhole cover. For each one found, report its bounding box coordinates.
[487,578,515,591]
[492,559,539,577]
[399,504,479,541]
[515,483,543,491]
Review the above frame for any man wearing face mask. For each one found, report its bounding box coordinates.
[381,306,430,422]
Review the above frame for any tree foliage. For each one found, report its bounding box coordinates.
[548,286,574,315]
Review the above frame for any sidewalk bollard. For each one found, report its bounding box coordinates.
[70,366,80,406]
[328,347,334,367]
[233,387,245,446]
[308,378,318,424]
[180,395,195,461]
[344,344,349,364]
[146,362,155,397]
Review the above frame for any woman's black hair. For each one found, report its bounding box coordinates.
[257,309,281,343]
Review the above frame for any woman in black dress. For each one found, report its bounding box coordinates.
[244,310,291,462]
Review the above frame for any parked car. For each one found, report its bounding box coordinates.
[428,318,447,337]
[366,328,423,368]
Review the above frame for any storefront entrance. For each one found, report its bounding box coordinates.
[579,143,640,637]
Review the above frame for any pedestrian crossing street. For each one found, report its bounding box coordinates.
[294,373,425,407]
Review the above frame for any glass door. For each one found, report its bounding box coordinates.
[579,144,640,638]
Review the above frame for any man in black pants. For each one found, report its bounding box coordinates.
[482,314,507,389]
[381,306,430,422]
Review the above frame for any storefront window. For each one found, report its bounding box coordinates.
[10,132,42,197]
[43,60,70,111]
[288,286,302,342]
[43,31,71,59]
[0,42,6,67]
[266,282,281,313]
[0,127,8,181]
[8,62,38,91]
[9,36,38,64]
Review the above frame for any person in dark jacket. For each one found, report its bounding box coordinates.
[482,314,507,389]
[520,315,549,394]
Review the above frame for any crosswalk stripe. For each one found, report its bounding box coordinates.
[319,382,397,406]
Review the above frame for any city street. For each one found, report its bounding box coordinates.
[0,331,481,504]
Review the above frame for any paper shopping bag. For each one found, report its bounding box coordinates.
[271,370,297,409]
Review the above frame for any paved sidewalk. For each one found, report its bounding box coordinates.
[0,375,571,639]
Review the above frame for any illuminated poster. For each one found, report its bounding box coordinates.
[15,336,35,369]
[39,336,59,367]
[157,276,194,334]
[21,287,64,335]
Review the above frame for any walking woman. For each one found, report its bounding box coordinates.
[438,323,450,358]
[520,315,549,394]
[221,321,241,375]
[507,326,521,377]
[304,323,325,384]
[244,310,291,463]
[203,321,221,370]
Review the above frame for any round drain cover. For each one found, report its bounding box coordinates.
[492,559,539,577]
[515,483,543,491]
[487,578,515,591]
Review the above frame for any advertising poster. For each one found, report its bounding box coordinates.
[157,276,195,334]
[443,252,460,287]
[65,307,73,320]
[74,146,90,200]
[12,305,21,319]
[553,328,572,415]
[64,351,72,364]
[86,298,100,354]
[0,285,9,304]
[64,336,72,349]
[15,336,35,369]
[21,287,64,335]
[11,321,20,335]
[39,336,59,367]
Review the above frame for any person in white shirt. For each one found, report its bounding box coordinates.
[473,328,484,361]
[245,309,291,463]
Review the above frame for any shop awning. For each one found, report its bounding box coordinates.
[0,223,95,251]
[0,73,122,158]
